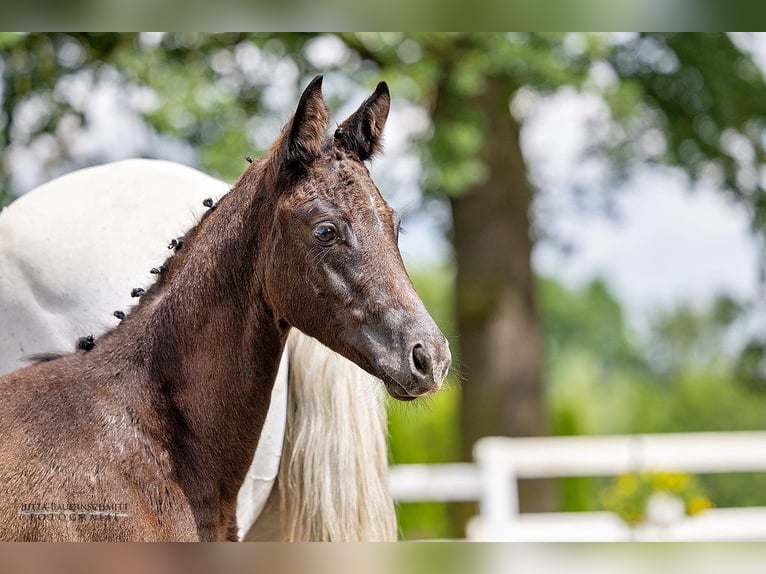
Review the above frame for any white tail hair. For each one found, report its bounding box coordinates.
[276,330,397,541]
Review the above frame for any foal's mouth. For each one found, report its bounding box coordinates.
[361,357,418,402]
[383,378,419,402]
[362,357,418,402]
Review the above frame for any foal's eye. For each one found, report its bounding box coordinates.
[313,223,339,245]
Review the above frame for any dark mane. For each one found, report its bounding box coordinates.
[24,352,66,365]
[24,183,239,363]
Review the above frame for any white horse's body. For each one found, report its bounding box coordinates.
[0,159,396,540]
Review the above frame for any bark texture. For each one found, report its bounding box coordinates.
[449,78,551,511]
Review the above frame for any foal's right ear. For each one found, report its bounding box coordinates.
[276,75,329,169]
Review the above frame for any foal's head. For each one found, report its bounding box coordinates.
[254,76,450,400]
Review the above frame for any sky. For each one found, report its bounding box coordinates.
[525,33,766,328]
[525,89,760,325]
[529,33,766,326]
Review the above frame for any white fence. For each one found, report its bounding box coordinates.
[388,431,766,541]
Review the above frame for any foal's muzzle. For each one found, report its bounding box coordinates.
[380,332,451,401]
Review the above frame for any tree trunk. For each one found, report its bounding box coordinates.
[450,78,551,512]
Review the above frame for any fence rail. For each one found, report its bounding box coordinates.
[387,462,480,502]
[388,430,766,541]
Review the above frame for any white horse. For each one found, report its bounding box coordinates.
[0,159,397,541]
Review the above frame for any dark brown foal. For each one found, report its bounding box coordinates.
[0,76,451,541]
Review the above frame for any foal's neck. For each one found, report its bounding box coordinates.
[140,166,286,499]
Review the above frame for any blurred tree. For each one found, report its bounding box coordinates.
[735,340,766,392]
[646,294,743,378]
[539,277,646,375]
[4,33,766,516]
[539,276,648,514]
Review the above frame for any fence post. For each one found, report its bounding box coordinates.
[474,438,518,533]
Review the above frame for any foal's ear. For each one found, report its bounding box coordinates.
[277,75,329,168]
[335,81,391,161]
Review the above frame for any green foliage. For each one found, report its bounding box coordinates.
[428,107,488,196]
[0,186,10,209]
[540,276,643,514]
[547,319,766,512]
[339,33,593,198]
[0,33,303,193]
[605,34,766,243]
[645,295,743,377]
[539,277,646,375]
[388,383,462,539]
[0,33,23,50]
[109,34,288,181]
[337,33,766,219]
[540,277,766,513]
[735,340,766,392]
[388,384,461,465]
[4,33,766,222]
[548,362,766,511]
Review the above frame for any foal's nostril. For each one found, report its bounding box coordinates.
[411,344,432,377]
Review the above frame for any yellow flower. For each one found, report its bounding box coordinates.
[600,490,616,508]
[616,474,638,496]
[623,510,643,525]
[654,472,689,492]
[688,495,713,516]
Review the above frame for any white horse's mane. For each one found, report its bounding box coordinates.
[279,330,396,541]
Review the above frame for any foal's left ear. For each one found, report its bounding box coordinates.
[335,81,391,161]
